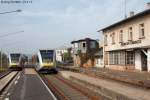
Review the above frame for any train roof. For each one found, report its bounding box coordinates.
[9,53,21,55]
[39,49,55,50]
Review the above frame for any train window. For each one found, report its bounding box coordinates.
[37,57,39,63]
[10,54,21,63]
[40,50,54,63]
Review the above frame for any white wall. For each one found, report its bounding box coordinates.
[56,49,68,62]
[56,56,62,62]
[95,58,103,68]
[135,50,142,71]
[147,49,150,72]
[103,14,150,52]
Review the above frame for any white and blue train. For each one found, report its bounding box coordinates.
[8,53,22,70]
[32,50,57,73]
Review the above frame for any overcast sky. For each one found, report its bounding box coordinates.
[0,0,149,54]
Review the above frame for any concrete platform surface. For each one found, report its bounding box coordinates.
[0,71,17,91]
[24,68,37,75]
[4,68,56,100]
[60,71,150,100]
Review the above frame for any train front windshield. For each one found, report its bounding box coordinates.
[40,50,54,63]
[10,54,20,63]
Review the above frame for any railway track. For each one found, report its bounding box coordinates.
[42,74,101,100]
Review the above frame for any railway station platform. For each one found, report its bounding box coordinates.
[4,68,56,100]
[60,70,150,100]
[59,66,150,88]
[0,71,17,93]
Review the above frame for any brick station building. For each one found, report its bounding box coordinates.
[98,8,150,72]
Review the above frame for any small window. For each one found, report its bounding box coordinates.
[104,35,107,46]
[111,33,115,44]
[128,27,133,41]
[139,23,145,38]
[96,59,99,64]
[119,30,123,43]
[114,52,119,64]
[90,41,96,48]
[82,43,86,48]
[109,52,114,64]
[120,51,125,65]
[109,52,118,65]
[126,51,135,65]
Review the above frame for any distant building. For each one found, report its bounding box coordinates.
[55,46,68,62]
[71,38,99,68]
[98,8,150,72]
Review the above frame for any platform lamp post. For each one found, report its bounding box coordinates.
[0,31,24,70]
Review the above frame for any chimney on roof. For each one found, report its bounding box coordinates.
[147,2,150,9]
[129,11,134,17]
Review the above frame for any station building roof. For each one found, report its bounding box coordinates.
[71,38,97,44]
[98,9,150,32]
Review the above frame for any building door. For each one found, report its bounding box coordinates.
[141,51,147,71]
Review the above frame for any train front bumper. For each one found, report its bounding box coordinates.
[39,63,57,73]
[10,63,19,67]
[42,63,54,68]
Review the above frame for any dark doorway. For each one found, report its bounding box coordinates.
[141,51,147,71]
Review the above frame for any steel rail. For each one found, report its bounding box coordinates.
[42,74,102,100]
[54,75,99,100]
[42,75,69,100]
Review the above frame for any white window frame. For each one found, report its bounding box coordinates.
[119,30,123,43]
[104,35,107,46]
[111,33,115,44]
[82,42,86,48]
[128,27,133,41]
[139,23,145,39]
[126,51,135,65]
